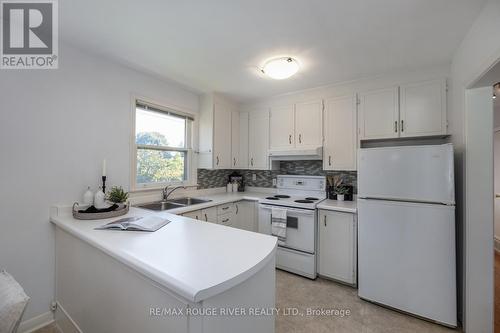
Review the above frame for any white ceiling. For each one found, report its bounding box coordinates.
[60,0,486,103]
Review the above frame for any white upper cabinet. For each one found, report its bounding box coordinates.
[213,102,232,169]
[237,112,249,169]
[323,95,357,171]
[399,79,447,137]
[199,93,237,169]
[295,100,323,148]
[249,110,269,170]
[358,86,399,140]
[359,79,447,140]
[269,101,323,151]
[231,110,240,168]
[269,105,294,150]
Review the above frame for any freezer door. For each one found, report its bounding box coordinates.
[358,144,455,204]
[357,198,456,326]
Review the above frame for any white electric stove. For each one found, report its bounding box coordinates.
[258,175,326,279]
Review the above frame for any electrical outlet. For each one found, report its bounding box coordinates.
[252,173,257,181]
[272,178,277,186]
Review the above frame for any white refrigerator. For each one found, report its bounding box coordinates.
[357,143,456,327]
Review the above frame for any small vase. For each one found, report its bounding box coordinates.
[94,187,107,209]
[337,194,345,201]
[83,186,94,205]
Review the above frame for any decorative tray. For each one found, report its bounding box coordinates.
[72,202,130,220]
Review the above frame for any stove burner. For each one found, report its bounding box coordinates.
[305,197,319,201]
[274,195,291,198]
[266,197,280,200]
[295,200,314,204]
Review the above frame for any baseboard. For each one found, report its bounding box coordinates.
[495,237,500,252]
[18,311,54,333]
[55,302,82,333]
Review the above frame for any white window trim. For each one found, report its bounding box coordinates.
[130,95,197,192]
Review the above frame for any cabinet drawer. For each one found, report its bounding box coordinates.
[217,203,235,215]
[217,213,234,226]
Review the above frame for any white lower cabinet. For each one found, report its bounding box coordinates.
[182,210,202,220]
[234,201,256,231]
[180,200,257,232]
[318,209,357,285]
[201,206,218,223]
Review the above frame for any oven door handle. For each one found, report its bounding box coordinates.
[259,204,315,215]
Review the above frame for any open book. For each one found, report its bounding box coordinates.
[95,216,170,232]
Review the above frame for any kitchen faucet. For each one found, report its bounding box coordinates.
[162,185,187,201]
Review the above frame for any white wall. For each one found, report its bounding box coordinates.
[449,0,500,330]
[0,44,199,323]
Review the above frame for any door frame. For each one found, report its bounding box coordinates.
[463,47,500,332]
[494,128,500,252]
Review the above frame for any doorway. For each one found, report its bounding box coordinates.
[464,70,500,332]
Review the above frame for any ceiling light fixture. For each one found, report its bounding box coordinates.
[261,57,300,80]
[494,82,500,99]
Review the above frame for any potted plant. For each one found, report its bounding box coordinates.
[327,175,344,200]
[107,186,129,206]
[335,185,349,201]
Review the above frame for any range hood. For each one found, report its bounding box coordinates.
[268,147,323,161]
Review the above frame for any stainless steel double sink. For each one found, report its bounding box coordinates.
[136,197,212,211]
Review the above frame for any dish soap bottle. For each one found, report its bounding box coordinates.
[83,186,94,205]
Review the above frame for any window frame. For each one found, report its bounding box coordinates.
[131,96,195,191]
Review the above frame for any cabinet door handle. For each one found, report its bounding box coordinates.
[222,206,229,210]
[251,158,254,166]
[328,155,332,166]
[222,218,229,223]
[195,215,199,220]
[216,156,219,165]
[204,213,208,221]
[236,204,239,214]
[233,157,236,166]
[324,215,327,226]
[299,134,302,144]
[289,135,292,144]
[394,121,398,133]
[401,120,404,132]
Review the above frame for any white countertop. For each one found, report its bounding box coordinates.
[317,199,357,213]
[50,191,277,304]
[164,191,272,215]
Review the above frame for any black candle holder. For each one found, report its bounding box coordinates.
[102,176,107,193]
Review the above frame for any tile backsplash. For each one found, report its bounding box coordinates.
[197,160,357,193]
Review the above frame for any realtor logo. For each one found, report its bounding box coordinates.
[1,0,58,69]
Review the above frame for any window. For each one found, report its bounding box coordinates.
[133,100,194,189]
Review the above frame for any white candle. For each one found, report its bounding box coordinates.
[102,159,107,177]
